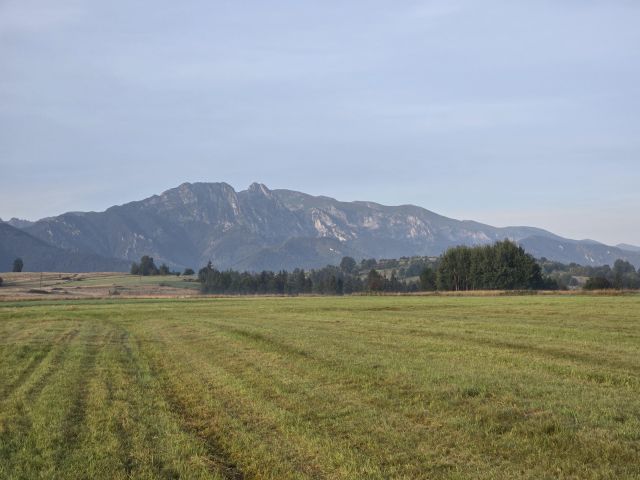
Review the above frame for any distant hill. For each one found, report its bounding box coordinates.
[519,236,640,267]
[4,182,639,271]
[617,243,640,253]
[0,223,129,272]
[5,217,34,229]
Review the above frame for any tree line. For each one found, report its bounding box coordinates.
[198,241,561,295]
[2,243,638,292]
[197,261,419,295]
[130,255,194,276]
[540,257,640,290]
[582,260,639,290]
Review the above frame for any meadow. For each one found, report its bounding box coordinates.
[0,295,638,479]
[0,272,200,300]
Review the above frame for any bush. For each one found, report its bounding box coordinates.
[183,268,195,276]
[0,276,3,287]
[584,276,612,290]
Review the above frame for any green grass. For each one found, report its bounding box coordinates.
[69,273,200,289]
[0,272,200,291]
[1,296,639,479]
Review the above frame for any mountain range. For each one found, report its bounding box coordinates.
[0,223,130,272]
[2,182,639,272]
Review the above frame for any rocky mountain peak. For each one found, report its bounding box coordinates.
[2,217,35,229]
[8,181,640,271]
[247,182,272,197]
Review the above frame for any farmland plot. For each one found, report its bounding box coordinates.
[0,296,639,479]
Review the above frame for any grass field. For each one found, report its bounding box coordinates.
[0,296,639,479]
[0,272,200,300]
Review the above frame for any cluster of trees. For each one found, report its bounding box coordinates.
[434,241,557,291]
[130,256,170,276]
[541,258,640,290]
[198,261,421,295]
[133,241,640,295]
[583,260,640,290]
[130,256,196,276]
[200,264,312,295]
[199,241,562,295]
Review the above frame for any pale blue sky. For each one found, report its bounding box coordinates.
[1,0,639,245]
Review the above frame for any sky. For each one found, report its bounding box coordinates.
[1,0,639,245]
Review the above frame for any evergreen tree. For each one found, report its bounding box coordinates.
[612,259,637,289]
[419,267,436,291]
[367,269,384,292]
[12,258,23,273]
[138,256,159,276]
[340,256,357,274]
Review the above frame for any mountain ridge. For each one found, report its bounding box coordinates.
[4,182,639,271]
[0,223,130,272]
[617,243,640,253]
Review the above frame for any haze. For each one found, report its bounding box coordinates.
[1,0,639,245]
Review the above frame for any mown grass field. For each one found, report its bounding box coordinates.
[0,296,639,479]
[0,272,201,301]
[0,272,200,290]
